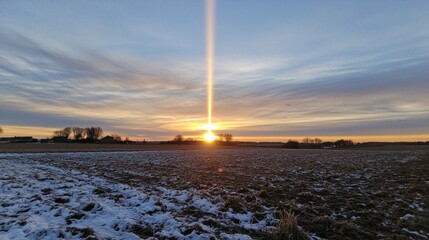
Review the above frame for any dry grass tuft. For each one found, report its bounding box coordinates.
[129,223,154,238]
[222,196,245,213]
[309,215,335,237]
[272,210,308,240]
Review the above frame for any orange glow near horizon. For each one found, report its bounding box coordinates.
[199,123,218,131]
[0,125,427,142]
[204,131,217,142]
[204,0,216,141]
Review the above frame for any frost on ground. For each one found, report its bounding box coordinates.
[1,149,429,239]
[0,159,275,239]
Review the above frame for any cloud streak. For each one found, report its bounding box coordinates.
[1,28,428,140]
[0,29,208,139]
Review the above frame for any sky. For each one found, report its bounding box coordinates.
[1,0,429,142]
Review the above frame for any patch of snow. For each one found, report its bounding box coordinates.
[400,214,415,220]
[309,234,322,240]
[409,203,424,212]
[330,212,347,220]
[220,233,252,240]
[395,197,408,204]
[402,228,428,239]
[0,157,275,239]
[192,195,220,214]
[399,156,417,163]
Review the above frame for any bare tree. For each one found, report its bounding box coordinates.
[217,133,233,142]
[72,127,86,140]
[302,137,322,144]
[63,127,72,139]
[0,127,3,135]
[111,134,122,142]
[173,134,183,143]
[85,127,103,141]
[224,133,233,142]
[53,127,72,139]
[335,139,355,148]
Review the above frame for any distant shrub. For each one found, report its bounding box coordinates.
[334,139,355,148]
[218,133,233,142]
[172,134,183,144]
[284,140,300,149]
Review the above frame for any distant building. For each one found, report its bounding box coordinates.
[0,137,36,143]
[321,142,335,149]
[40,138,53,144]
[100,135,115,144]
[0,137,13,143]
[51,136,69,143]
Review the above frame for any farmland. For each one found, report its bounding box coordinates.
[1,149,428,239]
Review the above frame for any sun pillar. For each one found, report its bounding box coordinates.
[205,0,216,142]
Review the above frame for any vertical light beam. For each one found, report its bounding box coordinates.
[206,0,215,129]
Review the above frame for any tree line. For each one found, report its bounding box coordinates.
[51,127,140,144]
[166,133,234,144]
[284,138,355,149]
[53,127,103,141]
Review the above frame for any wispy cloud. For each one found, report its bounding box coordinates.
[1,28,428,139]
[0,29,207,138]
[211,55,429,138]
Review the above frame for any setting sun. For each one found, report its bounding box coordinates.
[204,131,217,142]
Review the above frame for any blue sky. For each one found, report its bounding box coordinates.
[1,0,428,141]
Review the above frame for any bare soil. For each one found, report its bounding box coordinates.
[0,143,243,153]
[25,148,429,239]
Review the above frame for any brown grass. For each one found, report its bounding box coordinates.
[272,210,308,240]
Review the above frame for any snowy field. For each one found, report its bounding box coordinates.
[1,149,428,239]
